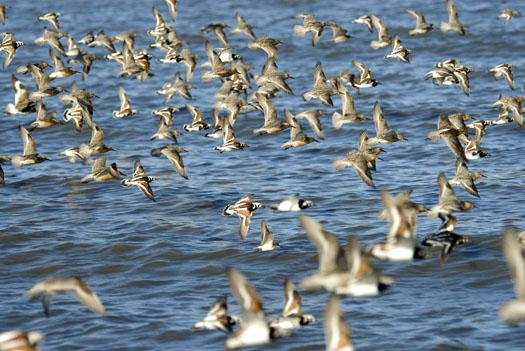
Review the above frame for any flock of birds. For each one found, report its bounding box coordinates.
[0,0,525,350]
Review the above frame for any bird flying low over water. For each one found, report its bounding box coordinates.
[26,277,105,317]
[269,279,315,329]
[121,160,155,201]
[223,194,262,240]
[193,296,239,332]
[324,295,354,351]
[499,228,525,324]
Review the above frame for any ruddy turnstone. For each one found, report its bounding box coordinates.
[214,117,246,153]
[112,86,136,118]
[183,104,210,132]
[0,330,43,351]
[498,8,519,23]
[223,194,262,240]
[489,64,515,90]
[327,22,351,43]
[225,268,270,349]
[269,280,315,329]
[5,75,35,115]
[384,35,411,63]
[270,194,313,211]
[26,277,105,317]
[255,220,280,251]
[193,296,239,332]
[121,160,155,201]
[0,32,23,68]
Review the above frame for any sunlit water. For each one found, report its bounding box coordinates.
[1,0,525,350]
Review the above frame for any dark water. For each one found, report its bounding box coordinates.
[1,0,525,350]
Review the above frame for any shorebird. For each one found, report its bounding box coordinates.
[333,143,375,187]
[5,75,36,115]
[225,268,270,349]
[299,216,392,295]
[293,13,326,46]
[499,228,525,323]
[152,106,179,126]
[223,194,262,240]
[87,30,116,53]
[370,15,392,49]
[0,164,4,185]
[121,160,155,201]
[157,72,192,101]
[369,190,418,261]
[303,62,336,107]
[327,21,351,43]
[27,64,65,99]
[183,104,210,132]
[0,4,7,24]
[38,12,62,32]
[255,220,280,251]
[331,80,368,129]
[324,295,354,351]
[340,60,380,94]
[353,15,373,32]
[498,8,519,23]
[367,101,406,145]
[65,33,84,57]
[12,126,48,167]
[214,117,246,152]
[150,145,188,179]
[247,36,281,59]
[151,120,180,142]
[254,57,293,96]
[449,159,481,197]
[0,32,23,68]
[440,0,465,35]
[0,330,43,351]
[427,172,474,220]
[201,23,230,47]
[26,277,105,317]
[63,97,92,132]
[28,100,62,130]
[281,109,317,150]
[406,9,434,36]
[79,124,113,157]
[269,280,315,329]
[489,64,515,90]
[80,158,124,183]
[175,48,198,81]
[231,12,257,41]
[49,49,78,79]
[165,0,177,21]
[421,216,468,262]
[270,194,313,211]
[252,93,289,135]
[193,296,239,332]
[427,114,467,162]
[33,27,66,55]
[384,35,411,63]
[112,86,136,118]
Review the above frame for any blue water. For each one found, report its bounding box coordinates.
[1,0,525,350]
